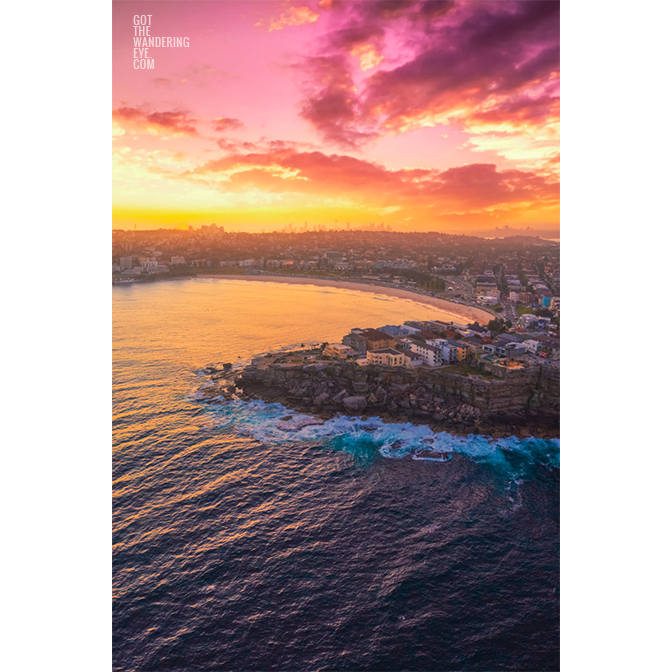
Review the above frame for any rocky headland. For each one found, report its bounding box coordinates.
[201,349,560,440]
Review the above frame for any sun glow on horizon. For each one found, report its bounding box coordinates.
[113,1,559,234]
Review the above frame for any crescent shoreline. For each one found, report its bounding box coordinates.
[195,273,496,325]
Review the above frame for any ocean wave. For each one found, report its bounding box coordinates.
[195,397,559,474]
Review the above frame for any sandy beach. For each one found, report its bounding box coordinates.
[196,273,495,325]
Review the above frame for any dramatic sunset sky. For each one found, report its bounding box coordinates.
[112,0,559,233]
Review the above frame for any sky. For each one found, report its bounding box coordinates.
[112,0,559,233]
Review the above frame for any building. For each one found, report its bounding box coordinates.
[417,321,448,335]
[378,325,405,337]
[324,343,358,359]
[366,348,405,367]
[536,335,560,358]
[518,313,552,331]
[475,275,499,294]
[400,340,443,367]
[485,339,526,358]
[460,336,484,355]
[343,328,366,354]
[467,324,490,338]
[522,339,542,354]
[403,353,423,367]
[140,259,158,272]
[497,333,524,344]
[444,339,469,361]
[503,342,527,357]
[360,329,396,351]
[426,338,464,363]
[398,323,422,336]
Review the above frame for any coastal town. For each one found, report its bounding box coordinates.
[113,228,560,356]
[205,308,561,439]
[181,231,562,437]
[326,312,559,374]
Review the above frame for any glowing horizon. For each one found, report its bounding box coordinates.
[113,1,559,234]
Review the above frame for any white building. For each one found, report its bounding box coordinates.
[140,259,158,272]
[398,324,422,336]
[426,338,459,364]
[523,340,542,354]
[404,341,443,367]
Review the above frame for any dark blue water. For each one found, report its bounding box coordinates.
[113,281,559,671]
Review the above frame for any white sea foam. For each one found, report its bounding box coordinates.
[198,397,559,471]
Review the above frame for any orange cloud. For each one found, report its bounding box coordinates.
[351,43,383,71]
[185,148,558,220]
[112,107,200,138]
[259,6,320,32]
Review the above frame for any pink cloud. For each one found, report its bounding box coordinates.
[212,117,245,132]
[294,1,559,149]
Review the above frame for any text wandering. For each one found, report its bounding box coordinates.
[132,15,190,70]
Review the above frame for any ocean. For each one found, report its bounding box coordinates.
[113,278,559,671]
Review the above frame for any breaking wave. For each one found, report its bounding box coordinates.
[197,397,559,475]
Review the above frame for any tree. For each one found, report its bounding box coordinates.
[487,318,508,336]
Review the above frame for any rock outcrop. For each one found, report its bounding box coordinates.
[207,356,559,438]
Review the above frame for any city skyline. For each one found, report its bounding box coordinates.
[113,1,560,233]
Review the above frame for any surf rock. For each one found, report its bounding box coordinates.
[343,396,367,413]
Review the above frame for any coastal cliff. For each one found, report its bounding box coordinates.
[205,355,559,439]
